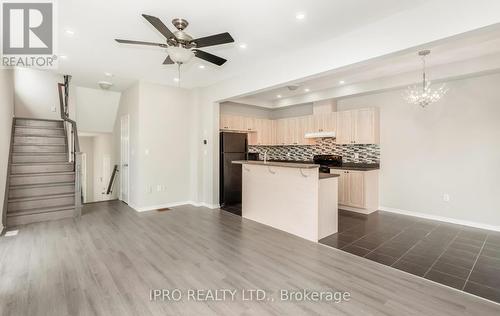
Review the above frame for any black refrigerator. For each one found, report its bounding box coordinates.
[219,132,247,215]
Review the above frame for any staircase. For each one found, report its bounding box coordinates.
[6,118,77,226]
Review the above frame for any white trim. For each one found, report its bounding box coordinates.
[379,206,500,232]
[129,201,221,212]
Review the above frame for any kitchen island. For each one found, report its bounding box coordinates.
[232,161,338,242]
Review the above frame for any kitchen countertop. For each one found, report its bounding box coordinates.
[319,173,340,180]
[232,160,319,169]
[244,159,380,171]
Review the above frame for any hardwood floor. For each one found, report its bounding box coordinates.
[1,201,499,315]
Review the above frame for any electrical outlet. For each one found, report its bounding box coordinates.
[51,105,57,112]
[443,194,450,202]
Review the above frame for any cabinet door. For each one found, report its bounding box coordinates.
[243,117,255,132]
[336,111,353,144]
[248,118,262,145]
[268,120,277,145]
[297,116,314,145]
[220,114,231,130]
[275,119,287,145]
[330,169,348,204]
[353,108,378,144]
[348,171,365,208]
[287,118,299,145]
[311,113,336,133]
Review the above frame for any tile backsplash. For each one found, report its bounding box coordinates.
[249,138,380,163]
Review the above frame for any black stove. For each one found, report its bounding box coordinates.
[313,155,343,173]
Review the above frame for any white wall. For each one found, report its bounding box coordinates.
[112,81,195,210]
[79,136,94,203]
[337,73,500,227]
[13,68,62,120]
[0,70,14,231]
[76,87,121,133]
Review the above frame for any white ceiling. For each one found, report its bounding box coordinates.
[57,0,430,91]
[232,24,500,105]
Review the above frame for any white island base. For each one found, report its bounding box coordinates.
[234,161,338,242]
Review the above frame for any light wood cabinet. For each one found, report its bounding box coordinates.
[249,118,275,145]
[307,113,336,133]
[336,108,379,144]
[330,169,379,214]
[221,107,378,146]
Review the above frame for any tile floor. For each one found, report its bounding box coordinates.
[320,210,500,304]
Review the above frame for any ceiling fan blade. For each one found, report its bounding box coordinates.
[142,14,176,39]
[163,55,175,64]
[192,32,234,48]
[115,39,167,48]
[193,49,227,66]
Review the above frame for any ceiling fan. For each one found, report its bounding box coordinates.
[115,14,234,66]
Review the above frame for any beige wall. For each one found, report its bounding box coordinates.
[92,134,115,201]
[0,70,14,230]
[337,73,500,227]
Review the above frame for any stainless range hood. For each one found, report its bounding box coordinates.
[304,131,336,139]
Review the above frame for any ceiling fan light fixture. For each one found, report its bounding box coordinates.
[166,45,194,64]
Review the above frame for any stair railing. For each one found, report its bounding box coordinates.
[106,165,120,195]
[57,75,82,217]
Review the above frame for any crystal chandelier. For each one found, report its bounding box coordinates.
[404,50,448,108]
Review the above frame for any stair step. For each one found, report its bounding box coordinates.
[10,171,75,186]
[14,135,66,145]
[11,162,73,174]
[9,182,75,199]
[12,153,68,163]
[15,126,65,136]
[13,144,66,153]
[15,118,63,128]
[6,206,75,226]
[8,193,75,212]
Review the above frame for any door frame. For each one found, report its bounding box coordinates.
[120,114,130,204]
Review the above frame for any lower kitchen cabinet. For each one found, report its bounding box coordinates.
[330,169,379,214]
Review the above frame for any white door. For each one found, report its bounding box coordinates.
[120,115,130,204]
[81,153,87,203]
[101,155,111,201]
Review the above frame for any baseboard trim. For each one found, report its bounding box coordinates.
[379,206,500,232]
[130,201,221,212]
[339,205,376,215]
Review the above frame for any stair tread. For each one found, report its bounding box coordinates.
[7,205,75,217]
[14,143,66,146]
[10,171,75,177]
[13,152,67,156]
[8,193,75,202]
[15,125,64,130]
[14,134,66,138]
[11,162,73,166]
[10,182,75,190]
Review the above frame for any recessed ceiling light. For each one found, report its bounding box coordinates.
[239,43,247,49]
[173,78,179,82]
[277,94,282,98]
[65,29,75,36]
[59,55,67,59]
[296,13,306,20]
[104,72,113,77]
[339,80,345,84]
[198,65,205,69]
[304,88,310,92]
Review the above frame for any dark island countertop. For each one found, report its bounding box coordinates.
[249,160,380,171]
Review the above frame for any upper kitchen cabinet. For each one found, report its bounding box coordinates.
[307,112,336,133]
[249,118,275,145]
[220,114,244,131]
[336,108,379,144]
